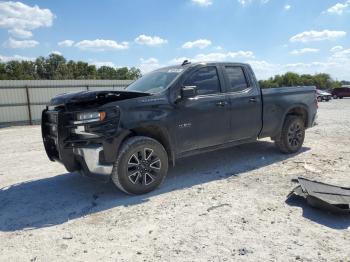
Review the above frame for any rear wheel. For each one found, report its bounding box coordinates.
[111,136,168,195]
[275,116,305,154]
[333,95,338,99]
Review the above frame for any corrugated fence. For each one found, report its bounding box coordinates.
[0,80,133,125]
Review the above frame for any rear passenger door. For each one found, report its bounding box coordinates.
[222,65,262,141]
[175,66,231,153]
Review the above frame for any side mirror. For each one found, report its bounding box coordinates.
[181,86,197,99]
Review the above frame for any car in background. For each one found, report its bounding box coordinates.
[331,87,350,99]
[316,89,332,102]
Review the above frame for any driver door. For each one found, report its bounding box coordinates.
[175,66,231,153]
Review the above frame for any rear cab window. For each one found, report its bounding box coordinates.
[224,66,249,92]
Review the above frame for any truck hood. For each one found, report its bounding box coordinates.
[48,90,151,108]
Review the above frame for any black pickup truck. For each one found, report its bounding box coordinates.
[42,62,318,194]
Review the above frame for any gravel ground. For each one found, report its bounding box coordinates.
[0,99,349,262]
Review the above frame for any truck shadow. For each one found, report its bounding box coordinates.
[0,141,308,232]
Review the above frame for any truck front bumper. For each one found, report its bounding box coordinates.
[73,146,113,177]
[41,106,129,180]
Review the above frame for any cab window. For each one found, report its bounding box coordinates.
[183,66,221,95]
[224,66,249,92]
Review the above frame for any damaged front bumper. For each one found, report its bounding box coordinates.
[73,146,113,176]
[41,106,128,179]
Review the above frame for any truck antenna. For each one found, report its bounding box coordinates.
[182,60,191,66]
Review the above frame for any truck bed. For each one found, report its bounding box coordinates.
[259,86,317,139]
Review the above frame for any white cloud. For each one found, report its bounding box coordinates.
[8,28,32,39]
[182,39,212,49]
[168,48,350,80]
[246,60,280,79]
[194,51,255,61]
[238,0,270,5]
[0,1,54,39]
[290,30,347,42]
[139,58,162,73]
[134,34,168,46]
[58,40,75,47]
[330,48,350,60]
[75,39,129,51]
[50,50,62,55]
[284,5,291,11]
[191,0,213,6]
[330,45,344,52]
[248,48,350,80]
[290,48,320,55]
[0,54,35,62]
[3,37,39,48]
[170,50,254,64]
[324,0,350,15]
[92,61,117,68]
[169,57,192,65]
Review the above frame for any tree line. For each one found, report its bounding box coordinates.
[0,54,142,80]
[0,54,348,89]
[258,72,344,90]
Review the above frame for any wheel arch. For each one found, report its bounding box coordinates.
[284,105,309,128]
[272,104,309,141]
[126,125,175,166]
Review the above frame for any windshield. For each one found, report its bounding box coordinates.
[126,68,183,94]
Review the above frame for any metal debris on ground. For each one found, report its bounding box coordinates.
[288,177,350,214]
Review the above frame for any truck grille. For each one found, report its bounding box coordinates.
[42,109,61,160]
[42,106,121,160]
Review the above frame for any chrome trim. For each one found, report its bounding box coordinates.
[72,118,100,125]
[73,146,112,175]
[71,125,98,138]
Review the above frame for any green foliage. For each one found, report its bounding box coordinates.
[0,54,142,80]
[259,72,343,90]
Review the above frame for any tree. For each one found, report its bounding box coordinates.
[0,62,6,79]
[127,67,142,80]
[115,67,129,79]
[46,54,66,79]
[0,53,143,80]
[97,66,117,79]
[259,72,343,90]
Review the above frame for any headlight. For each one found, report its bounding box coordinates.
[74,111,106,124]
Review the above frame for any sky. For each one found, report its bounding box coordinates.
[0,0,349,80]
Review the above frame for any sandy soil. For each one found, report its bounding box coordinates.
[0,99,349,262]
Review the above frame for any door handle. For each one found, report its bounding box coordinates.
[249,98,257,103]
[216,101,228,107]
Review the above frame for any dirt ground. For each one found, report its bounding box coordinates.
[0,99,349,262]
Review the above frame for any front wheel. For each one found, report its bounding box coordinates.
[275,116,305,154]
[111,136,168,195]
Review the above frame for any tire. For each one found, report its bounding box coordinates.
[332,95,338,99]
[340,97,343,99]
[111,136,168,195]
[317,96,322,102]
[275,115,305,154]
